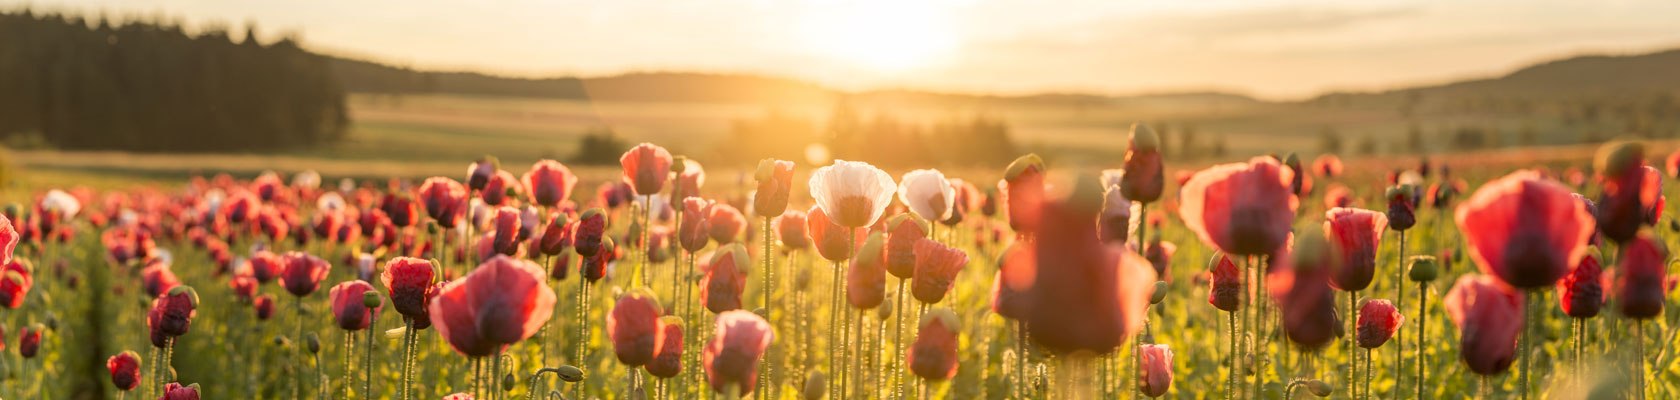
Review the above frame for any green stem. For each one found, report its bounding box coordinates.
[1394,230,1406,398]
[402,319,416,400]
[761,216,775,398]
[1347,290,1356,400]
[365,322,376,399]
[1520,290,1531,400]
[1228,311,1237,400]
[1416,282,1427,400]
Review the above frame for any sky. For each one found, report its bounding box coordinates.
[14,0,1680,99]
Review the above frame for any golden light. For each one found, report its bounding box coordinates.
[799,1,959,72]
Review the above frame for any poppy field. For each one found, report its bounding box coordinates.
[3,129,1680,400]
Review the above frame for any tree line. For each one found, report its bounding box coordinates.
[0,11,348,152]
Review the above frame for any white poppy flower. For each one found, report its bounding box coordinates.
[808,160,896,228]
[898,169,956,222]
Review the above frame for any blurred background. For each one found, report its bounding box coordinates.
[2,0,1680,186]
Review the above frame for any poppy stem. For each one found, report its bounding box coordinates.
[1416,281,1427,400]
[1636,319,1646,400]
[366,321,376,399]
[828,257,842,400]
[1346,290,1356,400]
[344,330,356,399]
[761,215,775,398]
[1393,230,1406,399]
[1520,290,1531,400]
[1363,348,1372,400]
[1016,318,1028,400]
[1228,310,1237,400]
[314,350,326,400]
[403,318,418,400]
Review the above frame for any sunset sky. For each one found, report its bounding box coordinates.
[17,0,1680,99]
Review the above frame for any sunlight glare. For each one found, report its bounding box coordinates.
[799,1,959,72]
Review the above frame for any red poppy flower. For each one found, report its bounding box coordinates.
[383,195,419,228]
[1356,299,1404,349]
[990,242,1035,320]
[621,143,674,196]
[608,288,664,367]
[1324,207,1387,292]
[754,159,795,218]
[911,238,967,305]
[229,274,257,302]
[806,206,859,262]
[160,382,201,400]
[1614,232,1667,319]
[1026,178,1157,355]
[329,280,383,331]
[102,226,143,265]
[573,209,607,258]
[523,160,578,208]
[1597,165,1662,243]
[1000,154,1046,234]
[906,308,960,381]
[703,244,750,313]
[1456,170,1594,289]
[443,393,473,400]
[535,214,573,256]
[1312,154,1343,178]
[1559,252,1603,318]
[428,255,556,357]
[248,250,282,283]
[1445,274,1523,375]
[257,208,289,243]
[647,225,674,264]
[707,204,746,245]
[489,206,522,257]
[702,310,774,395]
[1138,344,1174,398]
[885,214,927,279]
[17,323,40,358]
[581,238,615,283]
[147,286,199,341]
[254,294,275,320]
[1121,124,1164,203]
[673,158,705,201]
[418,177,468,229]
[279,252,330,297]
[646,316,685,378]
[848,233,888,309]
[774,210,809,251]
[107,350,142,391]
[676,198,713,253]
[0,260,30,309]
[1144,239,1176,282]
[481,170,520,206]
[1207,254,1243,312]
[1179,157,1297,255]
[141,260,180,299]
[223,191,258,224]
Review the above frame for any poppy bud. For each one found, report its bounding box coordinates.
[802,371,827,400]
[702,245,750,313]
[1306,380,1333,397]
[305,332,321,354]
[1407,256,1438,283]
[1149,281,1168,305]
[1121,124,1165,203]
[558,365,585,382]
[502,373,517,391]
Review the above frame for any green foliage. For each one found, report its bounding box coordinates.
[0,11,348,152]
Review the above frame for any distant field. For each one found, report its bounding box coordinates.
[3,92,1650,191]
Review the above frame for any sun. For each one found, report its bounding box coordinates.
[799,1,959,72]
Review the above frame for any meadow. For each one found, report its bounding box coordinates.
[0,91,1676,400]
